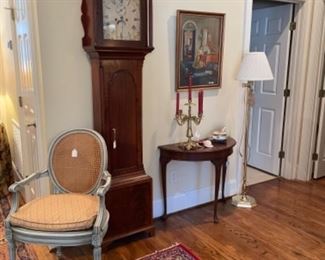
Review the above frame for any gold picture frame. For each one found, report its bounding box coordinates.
[176,10,225,91]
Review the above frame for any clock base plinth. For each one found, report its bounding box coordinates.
[102,172,154,245]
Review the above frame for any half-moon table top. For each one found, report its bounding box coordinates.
[158,137,236,161]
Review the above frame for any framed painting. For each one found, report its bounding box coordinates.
[176,10,225,91]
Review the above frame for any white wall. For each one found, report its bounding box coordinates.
[36,0,93,144]
[143,0,245,216]
[36,0,246,217]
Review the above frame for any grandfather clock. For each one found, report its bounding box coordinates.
[81,0,154,243]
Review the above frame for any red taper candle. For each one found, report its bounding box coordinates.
[198,91,201,114]
[198,90,204,114]
[176,92,180,115]
[201,90,204,114]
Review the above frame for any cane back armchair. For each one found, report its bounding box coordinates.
[5,128,111,260]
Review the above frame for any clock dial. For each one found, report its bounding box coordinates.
[103,0,141,41]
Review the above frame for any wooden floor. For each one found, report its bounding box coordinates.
[33,178,325,260]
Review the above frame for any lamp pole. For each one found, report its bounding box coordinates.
[232,52,274,208]
[232,81,257,208]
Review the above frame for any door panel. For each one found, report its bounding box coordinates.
[102,60,143,175]
[109,69,137,171]
[249,4,292,175]
[257,108,275,156]
[261,44,280,95]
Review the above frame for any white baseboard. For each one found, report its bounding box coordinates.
[153,179,238,218]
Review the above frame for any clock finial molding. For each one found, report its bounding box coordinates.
[81,0,155,244]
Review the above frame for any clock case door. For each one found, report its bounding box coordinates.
[100,59,143,175]
[81,0,154,243]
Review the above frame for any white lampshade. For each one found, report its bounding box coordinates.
[236,52,274,81]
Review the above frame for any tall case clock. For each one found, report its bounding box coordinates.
[81,0,154,243]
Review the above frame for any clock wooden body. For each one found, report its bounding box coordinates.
[81,0,154,244]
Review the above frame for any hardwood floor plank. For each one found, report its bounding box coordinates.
[252,201,325,242]
[182,208,287,259]
[226,207,323,259]
[32,178,325,260]
[250,181,325,225]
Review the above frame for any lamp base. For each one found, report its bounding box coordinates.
[232,194,257,208]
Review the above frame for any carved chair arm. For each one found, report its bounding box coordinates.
[93,171,111,234]
[7,169,49,216]
[9,169,49,192]
[96,170,112,197]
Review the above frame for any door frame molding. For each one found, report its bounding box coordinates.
[312,14,325,178]
[282,0,325,180]
[242,0,325,181]
[29,0,49,194]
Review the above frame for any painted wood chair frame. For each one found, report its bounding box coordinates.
[5,129,111,260]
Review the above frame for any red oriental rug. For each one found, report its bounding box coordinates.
[0,195,38,260]
[137,243,201,260]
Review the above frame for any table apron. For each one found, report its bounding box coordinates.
[160,152,233,162]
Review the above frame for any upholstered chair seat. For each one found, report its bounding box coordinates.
[5,129,111,260]
[10,193,100,232]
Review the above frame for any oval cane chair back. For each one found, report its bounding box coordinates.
[49,129,108,194]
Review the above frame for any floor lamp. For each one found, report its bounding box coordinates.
[232,52,274,208]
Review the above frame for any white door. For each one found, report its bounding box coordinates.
[314,59,325,179]
[248,4,292,175]
[10,0,42,201]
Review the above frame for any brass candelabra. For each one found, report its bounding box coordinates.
[175,101,203,150]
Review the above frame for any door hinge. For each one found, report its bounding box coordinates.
[279,151,285,159]
[284,89,291,97]
[4,7,15,21]
[18,96,23,107]
[319,89,325,98]
[7,40,13,50]
[289,22,296,31]
[312,153,319,161]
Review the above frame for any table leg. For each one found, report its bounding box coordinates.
[160,157,170,220]
[222,161,227,202]
[211,160,221,223]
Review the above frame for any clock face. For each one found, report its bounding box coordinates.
[102,0,141,41]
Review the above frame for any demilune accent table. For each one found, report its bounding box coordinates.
[158,137,236,223]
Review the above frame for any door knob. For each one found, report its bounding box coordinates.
[26,123,36,128]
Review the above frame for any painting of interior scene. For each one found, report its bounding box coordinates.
[177,11,224,90]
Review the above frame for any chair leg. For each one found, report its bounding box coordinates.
[8,240,16,260]
[93,246,101,260]
[56,247,63,257]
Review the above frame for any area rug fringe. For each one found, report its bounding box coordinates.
[0,195,38,259]
[137,242,201,260]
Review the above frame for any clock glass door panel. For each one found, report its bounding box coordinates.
[102,60,142,175]
[102,0,141,41]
